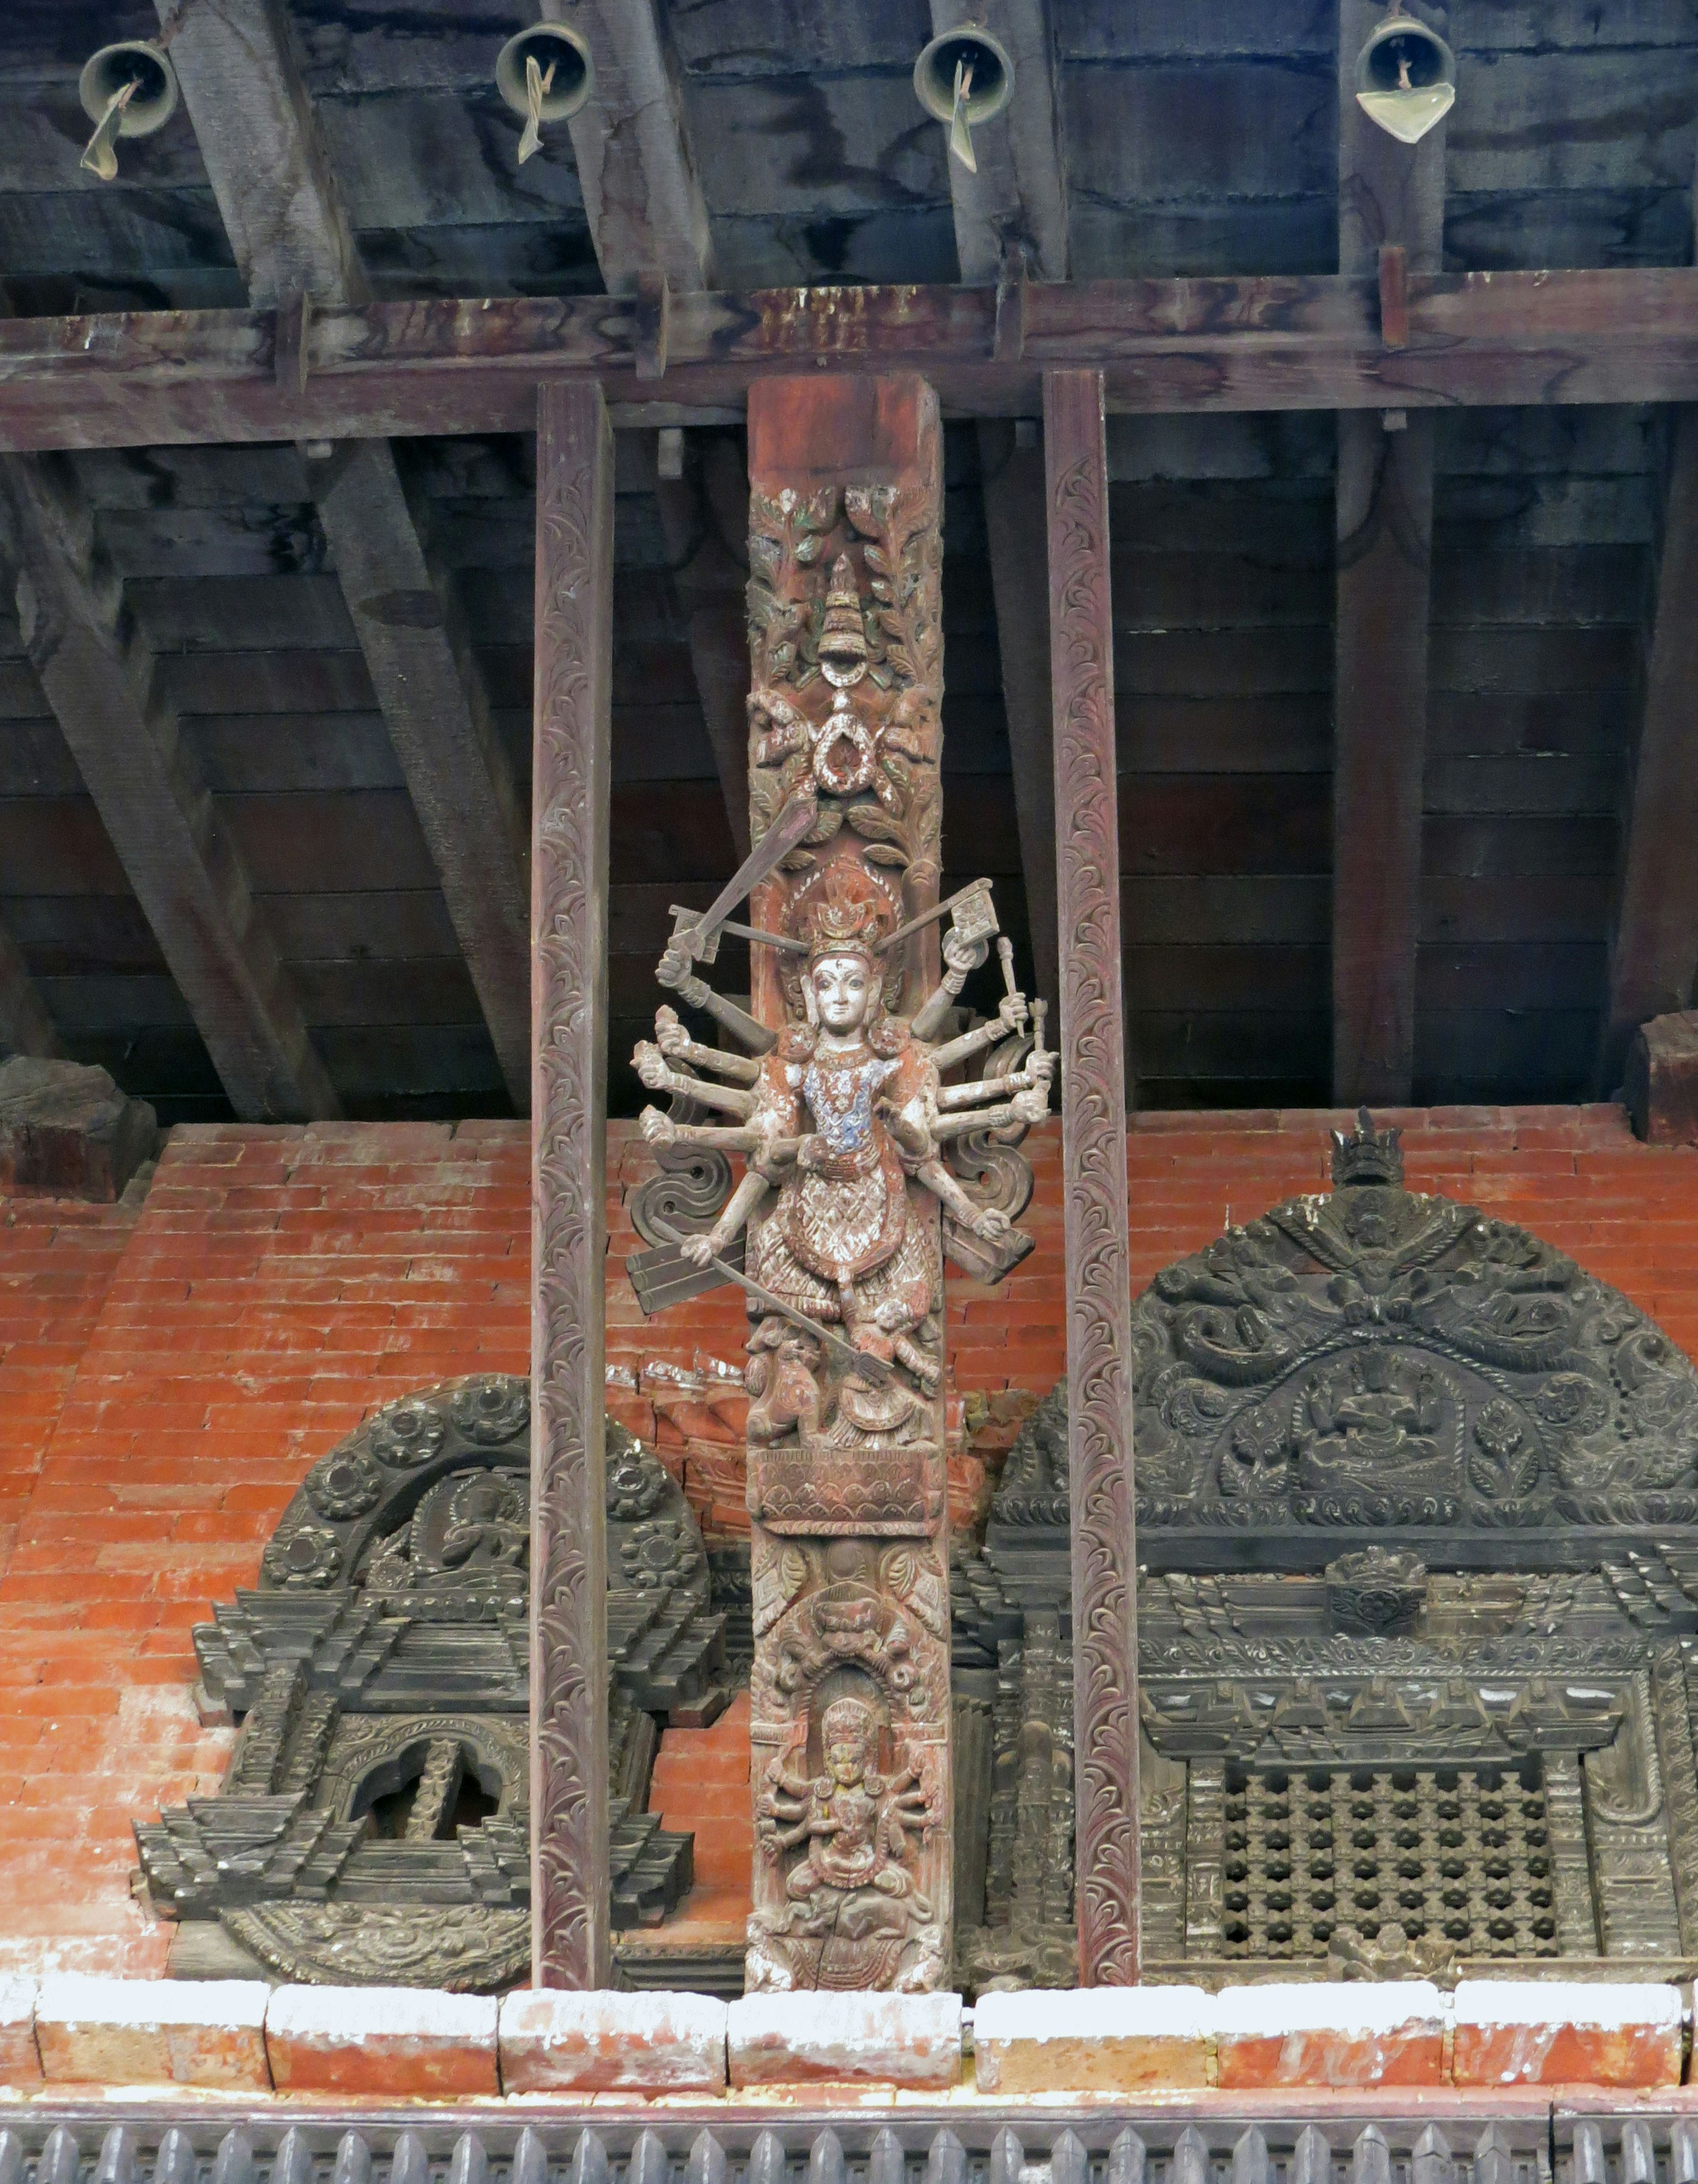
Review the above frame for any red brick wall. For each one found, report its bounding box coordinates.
[0,1100,1689,1976]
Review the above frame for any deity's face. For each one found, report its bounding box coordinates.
[810,952,875,1035]
[825,1730,871,1787]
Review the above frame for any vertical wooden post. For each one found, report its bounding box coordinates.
[530,380,614,1988]
[1044,367,1141,1984]
[1331,0,1446,1104]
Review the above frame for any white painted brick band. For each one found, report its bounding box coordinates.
[500,1989,727,2093]
[728,1992,963,2087]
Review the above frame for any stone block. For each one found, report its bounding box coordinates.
[1451,1981,1683,2088]
[1626,1011,1698,1143]
[266,1985,499,2097]
[1215,1981,1446,2088]
[34,1975,270,2089]
[500,1989,727,2094]
[973,1986,1213,2093]
[728,1992,962,2088]
[0,1057,157,1200]
[0,1977,40,2088]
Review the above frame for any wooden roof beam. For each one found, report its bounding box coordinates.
[562,2,748,862]
[0,454,339,1119]
[566,0,715,296]
[8,270,1698,449]
[1331,0,1446,1105]
[158,0,532,1112]
[938,0,1067,1014]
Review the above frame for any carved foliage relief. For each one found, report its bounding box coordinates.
[1044,368,1140,1986]
[531,383,614,1988]
[1124,1112,1698,1534]
[740,379,954,1992]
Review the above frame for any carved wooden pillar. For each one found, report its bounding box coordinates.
[1044,367,1141,1984]
[740,373,954,1992]
[530,380,614,1987]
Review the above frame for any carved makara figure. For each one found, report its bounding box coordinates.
[624,373,1050,1988]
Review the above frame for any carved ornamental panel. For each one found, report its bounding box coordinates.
[134,1376,728,1992]
[623,374,1052,1990]
[952,1115,1698,1991]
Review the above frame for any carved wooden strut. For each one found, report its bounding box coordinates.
[627,374,1051,1989]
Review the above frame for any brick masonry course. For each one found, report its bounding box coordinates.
[0,1104,1692,1977]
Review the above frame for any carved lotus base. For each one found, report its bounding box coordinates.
[746,1898,945,1993]
[750,1441,943,1535]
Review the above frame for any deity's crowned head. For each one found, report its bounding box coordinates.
[803,895,886,1036]
[820,1695,878,1785]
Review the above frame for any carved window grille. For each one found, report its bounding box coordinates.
[1220,1763,1559,1960]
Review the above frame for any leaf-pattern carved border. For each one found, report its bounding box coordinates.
[1044,367,1141,1984]
[529,381,613,1989]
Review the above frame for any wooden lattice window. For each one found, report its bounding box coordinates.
[1220,1763,1560,1960]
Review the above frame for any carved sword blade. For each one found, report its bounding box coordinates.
[647,1218,894,1386]
[675,791,818,956]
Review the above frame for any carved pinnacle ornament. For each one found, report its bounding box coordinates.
[626,375,1050,1989]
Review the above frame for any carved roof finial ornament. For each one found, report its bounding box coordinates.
[1331,1104,1405,1188]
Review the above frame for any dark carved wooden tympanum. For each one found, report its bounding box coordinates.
[134,1376,729,1992]
[952,1111,1698,1986]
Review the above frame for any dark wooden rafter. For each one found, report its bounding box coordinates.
[160,0,532,1111]
[1044,367,1140,1983]
[1599,425,1698,1091]
[0,455,339,1120]
[565,1,716,299]
[0,918,65,1060]
[653,436,753,866]
[14,272,1698,452]
[562,0,749,861]
[938,0,1068,1016]
[530,381,615,1988]
[1331,0,1446,1105]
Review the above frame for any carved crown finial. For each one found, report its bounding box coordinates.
[818,552,868,671]
[1330,1106,1404,1188]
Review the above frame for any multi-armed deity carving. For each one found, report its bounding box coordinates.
[626,377,1050,1988]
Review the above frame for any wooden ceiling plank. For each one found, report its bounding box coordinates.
[0,454,340,1119]
[159,0,532,1111]
[1331,0,1447,1105]
[0,916,65,1059]
[18,270,1698,444]
[1598,404,1698,1091]
[937,1,1068,1018]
